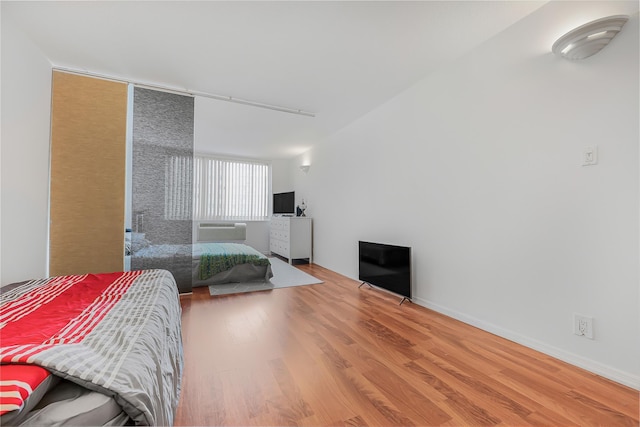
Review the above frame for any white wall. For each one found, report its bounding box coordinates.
[272,158,294,194]
[294,2,639,388]
[1,16,52,285]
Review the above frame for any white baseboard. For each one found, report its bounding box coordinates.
[412,296,640,391]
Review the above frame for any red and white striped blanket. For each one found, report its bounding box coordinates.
[0,269,183,425]
[0,364,50,417]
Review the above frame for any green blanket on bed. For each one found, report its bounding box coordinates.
[198,243,270,280]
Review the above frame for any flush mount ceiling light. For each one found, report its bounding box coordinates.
[552,15,629,60]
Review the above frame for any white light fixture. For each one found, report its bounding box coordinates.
[299,165,310,173]
[552,15,628,60]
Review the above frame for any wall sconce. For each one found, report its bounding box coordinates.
[552,15,628,60]
[299,165,310,173]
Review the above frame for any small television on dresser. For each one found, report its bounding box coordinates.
[273,191,295,215]
[358,241,411,303]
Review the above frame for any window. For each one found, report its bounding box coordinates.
[165,154,193,221]
[193,155,270,221]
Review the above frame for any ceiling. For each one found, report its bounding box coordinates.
[3,1,549,159]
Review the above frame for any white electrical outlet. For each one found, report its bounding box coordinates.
[573,314,594,339]
[582,145,598,166]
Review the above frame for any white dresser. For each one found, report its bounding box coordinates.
[270,216,312,264]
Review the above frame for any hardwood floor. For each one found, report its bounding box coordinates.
[175,263,639,426]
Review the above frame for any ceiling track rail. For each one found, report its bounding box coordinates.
[52,66,316,118]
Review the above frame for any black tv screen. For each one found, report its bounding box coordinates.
[359,241,411,299]
[273,191,295,215]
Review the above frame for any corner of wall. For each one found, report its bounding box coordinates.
[1,14,53,284]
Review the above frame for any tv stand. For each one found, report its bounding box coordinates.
[359,281,411,305]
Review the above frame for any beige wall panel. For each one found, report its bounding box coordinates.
[50,71,127,276]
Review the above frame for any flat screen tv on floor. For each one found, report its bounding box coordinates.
[273,191,295,215]
[358,241,411,303]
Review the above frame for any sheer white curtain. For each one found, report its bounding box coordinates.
[193,155,270,221]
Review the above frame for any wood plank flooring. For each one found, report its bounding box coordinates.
[175,263,639,426]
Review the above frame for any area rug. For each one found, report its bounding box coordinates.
[208,257,323,296]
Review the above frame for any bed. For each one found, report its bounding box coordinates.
[133,241,273,288]
[130,222,273,290]
[0,269,183,426]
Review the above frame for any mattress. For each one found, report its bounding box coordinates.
[0,269,183,426]
[17,379,129,426]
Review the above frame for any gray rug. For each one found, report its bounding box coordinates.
[208,257,323,296]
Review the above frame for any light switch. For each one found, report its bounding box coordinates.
[583,145,598,166]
